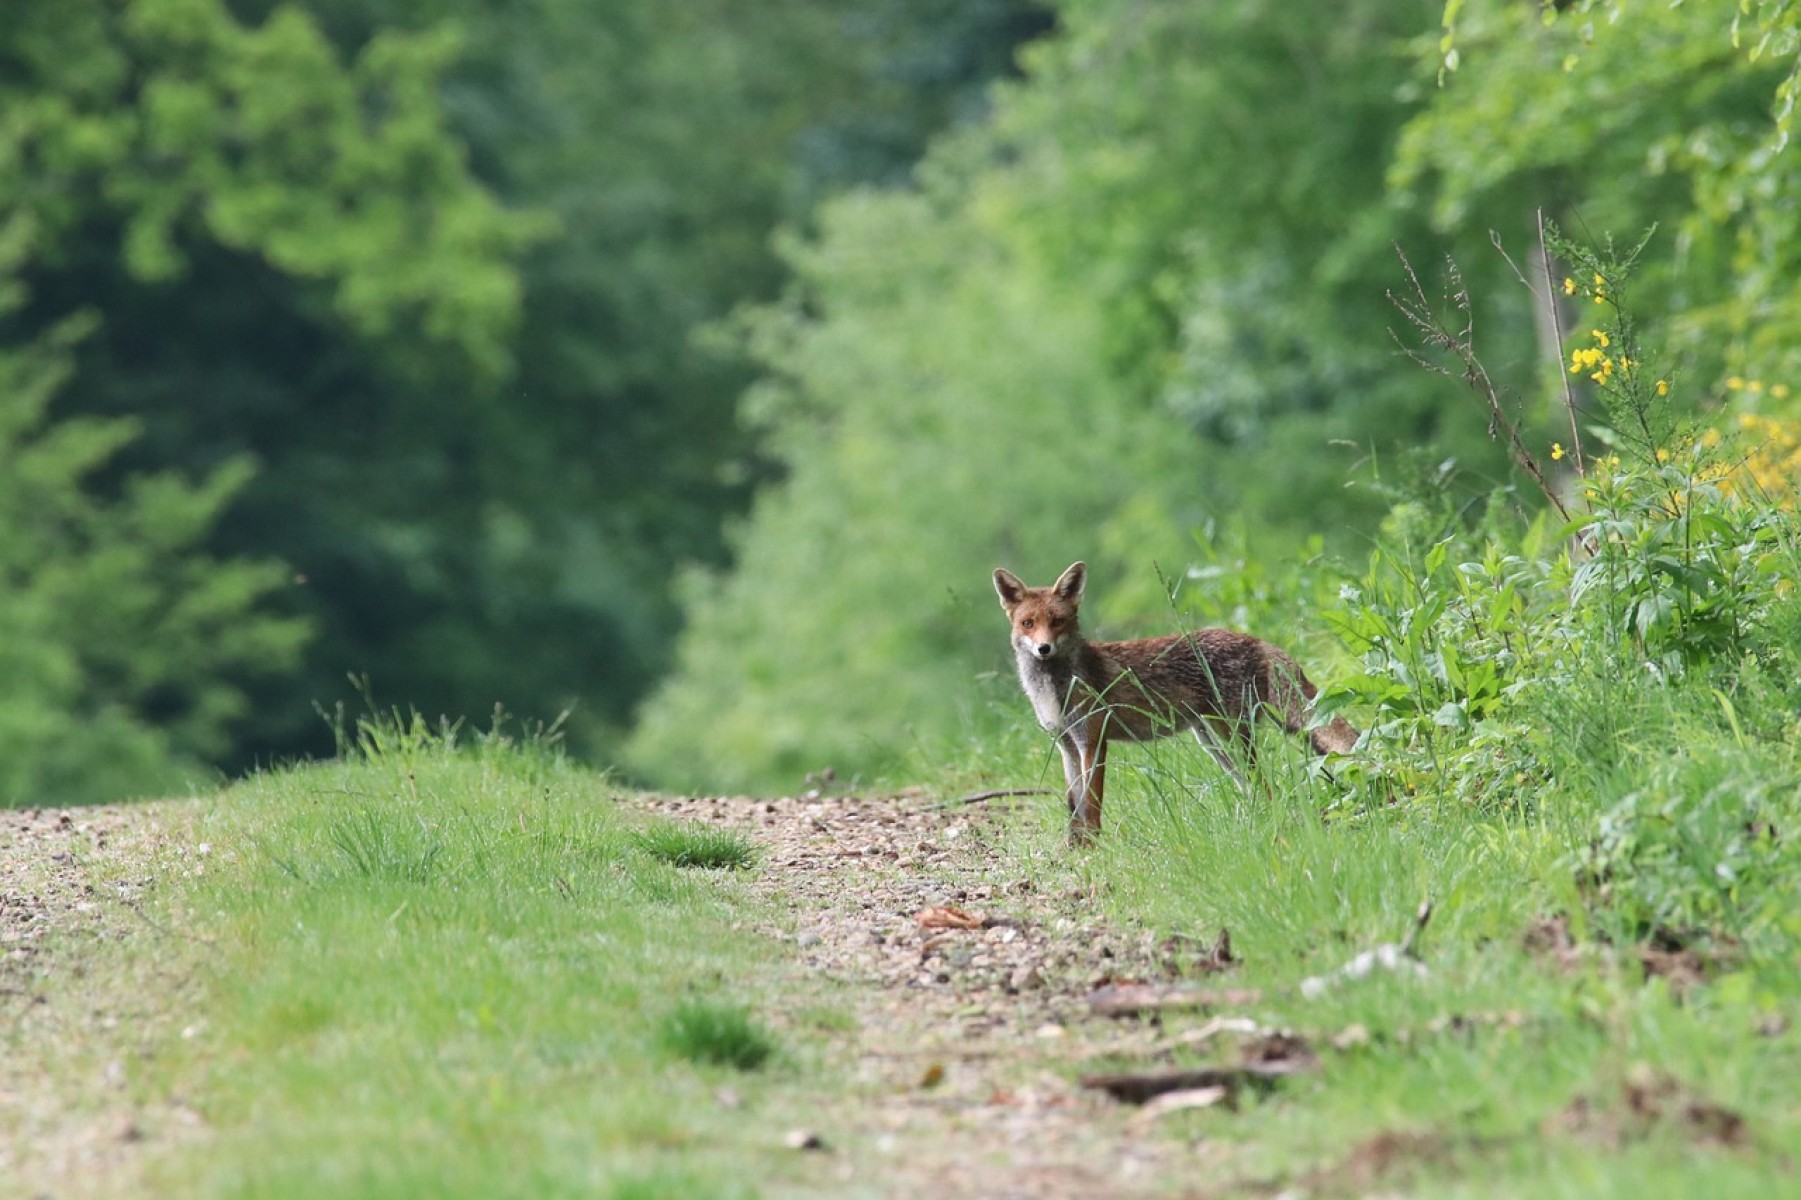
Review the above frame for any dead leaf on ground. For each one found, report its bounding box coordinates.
[915,905,986,930]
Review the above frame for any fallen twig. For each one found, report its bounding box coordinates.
[933,787,1055,810]
[1080,1060,1307,1105]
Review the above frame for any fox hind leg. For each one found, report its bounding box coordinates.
[1193,721,1249,784]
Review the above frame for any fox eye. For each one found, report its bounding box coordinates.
[1019,618,1035,630]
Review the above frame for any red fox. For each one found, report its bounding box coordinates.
[992,561,1358,841]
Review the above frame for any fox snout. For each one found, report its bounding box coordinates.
[1009,610,1074,661]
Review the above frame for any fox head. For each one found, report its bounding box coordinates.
[992,561,1086,662]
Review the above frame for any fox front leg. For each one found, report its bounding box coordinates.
[1061,721,1107,844]
[1056,735,1085,826]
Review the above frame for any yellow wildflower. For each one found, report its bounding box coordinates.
[1551,442,1565,461]
[1773,383,1791,399]
[1727,376,1745,391]
[1655,447,1670,463]
[1655,379,1669,397]
[1563,277,1577,296]
[1592,329,1610,348]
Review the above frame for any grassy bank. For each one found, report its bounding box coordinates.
[113,719,814,1199]
[940,408,1801,1195]
[1040,745,1801,1197]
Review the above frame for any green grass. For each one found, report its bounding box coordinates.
[631,821,760,870]
[658,1000,777,1071]
[958,691,1801,1198]
[36,589,1801,1199]
[124,727,809,1200]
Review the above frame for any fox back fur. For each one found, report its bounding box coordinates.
[992,560,1357,841]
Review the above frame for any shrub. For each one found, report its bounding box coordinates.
[1575,751,1800,949]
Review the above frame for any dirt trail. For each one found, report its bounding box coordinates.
[5,793,1241,1199]
[639,792,1237,1199]
[0,804,204,1198]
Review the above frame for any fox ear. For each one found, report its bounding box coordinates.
[1053,561,1087,604]
[992,568,1026,609]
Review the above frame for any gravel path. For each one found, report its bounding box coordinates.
[638,792,1240,1199]
[0,804,204,1199]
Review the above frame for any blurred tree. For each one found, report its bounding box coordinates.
[236,0,1053,759]
[633,0,1801,794]
[0,246,307,804]
[628,0,1504,790]
[974,0,1491,531]
[0,0,543,776]
[5,0,1051,777]
[627,188,1201,791]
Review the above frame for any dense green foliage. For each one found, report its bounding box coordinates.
[631,0,1801,790]
[0,279,306,801]
[7,0,1801,800]
[1,0,535,801]
[0,0,1043,803]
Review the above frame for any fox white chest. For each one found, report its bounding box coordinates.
[1013,650,1076,734]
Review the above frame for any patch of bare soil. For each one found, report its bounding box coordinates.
[0,804,203,1199]
[636,792,1277,1199]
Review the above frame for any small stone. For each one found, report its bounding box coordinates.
[783,1129,827,1152]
